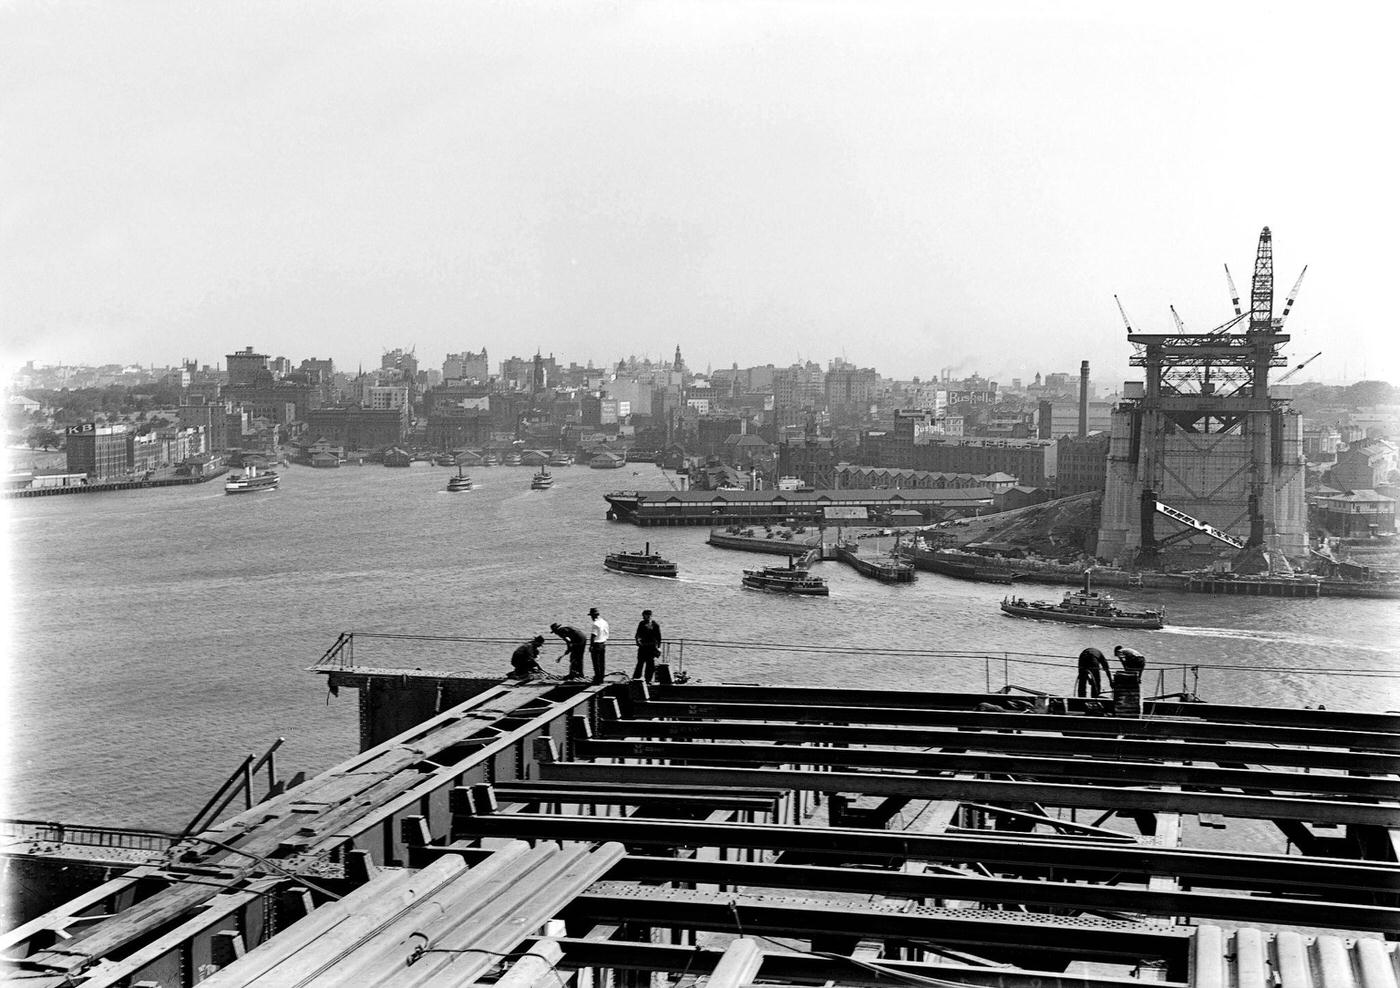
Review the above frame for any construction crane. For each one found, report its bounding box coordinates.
[1275,265,1308,329]
[1273,351,1322,386]
[1170,305,1186,334]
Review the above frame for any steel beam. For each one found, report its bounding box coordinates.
[570,885,1189,967]
[574,738,1399,800]
[446,815,1399,895]
[541,762,1400,828]
[632,701,1400,752]
[595,855,1399,933]
[596,718,1400,774]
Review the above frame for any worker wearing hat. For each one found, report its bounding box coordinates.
[509,635,546,680]
[549,621,588,681]
[587,607,610,684]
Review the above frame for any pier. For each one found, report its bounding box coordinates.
[3,635,1398,987]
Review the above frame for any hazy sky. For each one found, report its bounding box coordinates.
[3,1,1396,385]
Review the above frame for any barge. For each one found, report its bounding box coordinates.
[833,540,916,583]
[5,636,1397,988]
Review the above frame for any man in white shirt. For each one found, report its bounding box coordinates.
[587,607,609,684]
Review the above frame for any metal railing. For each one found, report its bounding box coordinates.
[0,818,179,853]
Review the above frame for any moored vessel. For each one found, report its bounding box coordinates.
[1001,573,1165,629]
[548,450,574,467]
[741,558,829,596]
[224,464,280,494]
[604,541,678,577]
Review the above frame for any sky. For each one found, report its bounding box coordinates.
[2,1,1397,386]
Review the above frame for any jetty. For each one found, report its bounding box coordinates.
[3,634,1398,987]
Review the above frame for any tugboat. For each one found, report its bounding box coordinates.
[224,463,280,494]
[446,466,474,492]
[530,468,554,490]
[741,558,829,596]
[1000,572,1165,629]
[604,542,678,578]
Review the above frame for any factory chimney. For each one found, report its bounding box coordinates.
[1078,360,1089,437]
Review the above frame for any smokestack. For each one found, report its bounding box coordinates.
[1078,360,1089,438]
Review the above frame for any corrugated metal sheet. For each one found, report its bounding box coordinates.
[1192,925,1400,988]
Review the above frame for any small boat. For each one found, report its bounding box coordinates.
[530,469,554,490]
[1001,572,1165,629]
[225,463,279,494]
[742,558,829,596]
[604,542,678,578]
[446,468,474,492]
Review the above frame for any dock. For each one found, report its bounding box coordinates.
[3,635,1398,987]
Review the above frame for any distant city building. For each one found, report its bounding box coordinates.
[1055,432,1110,497]
[178,395,231,451]
[1037,400,1115,439]
[1329,438,1398,491]
[226,347,269,387]
[64,422,130,478]
[1314,489,1396,537]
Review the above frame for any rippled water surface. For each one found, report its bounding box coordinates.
[6,462,1399,830]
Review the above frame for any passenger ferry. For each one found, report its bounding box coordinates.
[447,469,474,492]
[530,469,554,490]
[741,558,829,596]
[604,542,678,578]
[224,464,280,494]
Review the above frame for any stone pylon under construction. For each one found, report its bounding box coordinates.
[1097,228,1309,570]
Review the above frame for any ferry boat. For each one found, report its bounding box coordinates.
[604,542,678,578]
[433,454,457,467]
[481,451,498,467]
[446,469,474,492]
[503,452,523,467]
[530,469,554,490]
[742,558,829,596]
[548,450,574,467]
[224,464,279,494]
[1000,573,1165,629]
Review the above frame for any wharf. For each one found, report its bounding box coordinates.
[605,488,993,526]
[3,468,228,498]
[3,635,1399,988]
[707,527,820,556]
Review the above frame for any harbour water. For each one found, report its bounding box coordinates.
[6,462,1399,832]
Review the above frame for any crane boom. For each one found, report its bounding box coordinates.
[1276,265,1308,328]
[1170,305,1186,334]
[1273,351,1322,386]
[1114,295,1135,334]
[1223,263,1242,317]
[1154,501,1245,549]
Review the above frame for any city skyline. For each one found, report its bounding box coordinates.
[4,3,1395,384]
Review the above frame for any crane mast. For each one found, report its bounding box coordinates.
[1249,226,1274,334]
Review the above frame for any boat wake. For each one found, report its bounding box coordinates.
[1159,623,1395,655]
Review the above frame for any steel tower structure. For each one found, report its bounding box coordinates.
[1096,228,1309,570]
